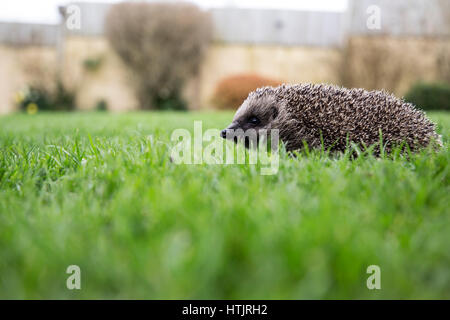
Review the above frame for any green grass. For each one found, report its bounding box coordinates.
[0,111,449,299]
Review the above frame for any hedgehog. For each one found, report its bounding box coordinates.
[220,83,442,155]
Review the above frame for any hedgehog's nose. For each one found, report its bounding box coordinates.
[221,129,227,139]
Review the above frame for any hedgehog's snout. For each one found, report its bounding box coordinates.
[221,129,239,143]
[221,129,238,142]
[221,121,240,140]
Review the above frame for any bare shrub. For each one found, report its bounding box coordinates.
[105,2,212,110]
[339,36,406,94]
[19,50,57,94]
[435,0,450,82]
[339,36,450,95]
[436,44,450,84]
[17,50,75,111]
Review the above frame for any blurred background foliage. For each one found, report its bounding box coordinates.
[0,0,449,113]
[212,74,281,110]
[104,2,212,110]
[17,80,75,113]
[404,82,450,111]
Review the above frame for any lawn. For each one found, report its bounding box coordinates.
[0,111,449,299]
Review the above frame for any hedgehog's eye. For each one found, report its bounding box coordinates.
[247,116,260,125]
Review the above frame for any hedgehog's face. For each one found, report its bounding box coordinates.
[221,94,279,147]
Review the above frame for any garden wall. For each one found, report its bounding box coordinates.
[60,37,341,110]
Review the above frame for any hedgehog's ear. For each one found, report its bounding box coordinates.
[271,106,279,119]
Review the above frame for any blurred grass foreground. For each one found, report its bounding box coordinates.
[0,111,449,299]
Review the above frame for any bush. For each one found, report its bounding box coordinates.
[105,2,212,110]
[338,36,450,95]
[339,37,407,94]
[404,82,450,111]
[83,56,103,72]
[16,80,75,113]
[95,99,108,111]
[212,74,282,110]
[436,46,450,84]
